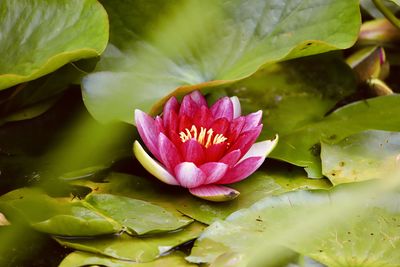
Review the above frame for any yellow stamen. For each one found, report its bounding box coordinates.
[179,125,228,148]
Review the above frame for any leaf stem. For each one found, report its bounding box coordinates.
[372,0,400,30]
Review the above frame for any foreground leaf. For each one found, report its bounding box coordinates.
[321,130,400,185]
[59,251,196,267]
[82,0,360,124]
[188,183,400,266]
[56,222,204,262]
[0,188,121,236]
[0,0,108,90]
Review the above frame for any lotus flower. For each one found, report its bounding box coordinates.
[133,91,278,202]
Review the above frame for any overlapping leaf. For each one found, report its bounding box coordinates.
[188,183,400,266]
[82,0,360,124]
[0,0,108,90]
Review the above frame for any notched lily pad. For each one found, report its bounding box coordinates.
[56,222,205,262]
[84,193,193,235]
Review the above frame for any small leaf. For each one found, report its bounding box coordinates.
[321,130,400,185]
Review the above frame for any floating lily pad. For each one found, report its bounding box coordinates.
[0,0,108,90]
[188,183,400,266]
[73,170,331,225]
[321,130,400,185]
[59,251,197,267]
[56,222,205,262]
[85,193,192,235]
[82,0,360,124]
[0,188,121,236]
[228,55,357,177]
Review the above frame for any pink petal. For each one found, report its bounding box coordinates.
[189,90,208,107]
[220,149,242,167]
[230,96,241,119]
[200,162,228,184]
[133,141,179,185]
[228,117,245,142]
[178,115,193,132]
[228,125,262,157]
[158,133,182,173]
[163,97,179,133]
[205,143,227,162]
[242,110,262,132]
[135,109,161,160]
[211,118,230,135]
[181,139,205,166]
[218,156,264,184]
[210,97,233,121]
[193,105,213,129]
[179,94,198,118]
[189,185,240,202]
[175,162,206,188]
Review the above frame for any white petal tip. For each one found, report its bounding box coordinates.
[189,185,240,202]
[133,141,179,185]
[230,96,241,118]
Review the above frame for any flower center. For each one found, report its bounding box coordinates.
[179,125,227,148]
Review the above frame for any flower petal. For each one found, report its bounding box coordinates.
[200,162,228,184]
[228,125,262,157]
[181,139,205,166]
[218,156,264,184]
[179,94,198,118]
[210,96,233,121]
[158,133,182,173]
[211,118,230,135]
[219,135,279,184]
[230,96,241,119]
[175,162,206,188]
[189,185,240,202]
[205,143,227,162]
[133,141,179,185]
[189,90,208,107]
[242,110,262,132]
[135,109,161,160]
[219,149,242,167]
[193,105,213,129]
[228,116,245,142]
[238,135,279,163]
[163,96,179,133]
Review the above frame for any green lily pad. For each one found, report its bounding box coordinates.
[73,169,331,225]
[0,188,121,236]
[85,193,192,235]
[321,130,400,185]
[188,183,400,266]
[0,0,108,90]
[56,222,205,262]
[228,55,357,177]
[82,0,360,124]
[0,187,193,237]
[59,251,196,267]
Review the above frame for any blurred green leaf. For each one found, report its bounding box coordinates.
[85,193,192,235]
[0,188,121,236]
[0,0,108,90]
[228,55,357,177]
[321,130,400,185]
[188,183,400,266]
[59,251,196,267]
[56,222,204,262]
[83,0,360,124]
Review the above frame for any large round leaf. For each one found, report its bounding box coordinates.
[82,0,360,124]
[0,0,108,90]
[188,182,400,266]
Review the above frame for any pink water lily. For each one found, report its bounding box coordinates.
[134,91,278,202]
